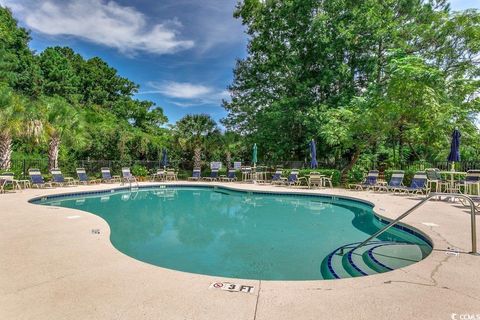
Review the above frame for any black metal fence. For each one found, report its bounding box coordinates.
[2,159,178,179]
[3,158,480,179]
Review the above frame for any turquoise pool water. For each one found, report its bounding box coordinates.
[34,186,432,280]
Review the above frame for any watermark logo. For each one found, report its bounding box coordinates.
[451,313,480,320]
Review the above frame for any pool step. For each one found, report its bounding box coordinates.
[321,241,427,279]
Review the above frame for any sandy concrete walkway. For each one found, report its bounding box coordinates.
[1,182,479,320]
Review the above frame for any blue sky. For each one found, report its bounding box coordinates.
[1,0,478,124]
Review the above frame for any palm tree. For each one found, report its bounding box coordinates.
[222,131,242,168]
[0,86,25,170]
[42,97,85,170]
[174,114,218,169]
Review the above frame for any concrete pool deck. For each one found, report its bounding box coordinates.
[1,182,479,320]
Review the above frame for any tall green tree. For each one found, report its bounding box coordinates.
[38,47,81,101]
[0,85,25,170]
[41,97,85,169]
[224,0,480,173]
[0,7,42,97]
[174,114,218,169]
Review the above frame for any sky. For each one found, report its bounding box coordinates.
[0,0,479,125]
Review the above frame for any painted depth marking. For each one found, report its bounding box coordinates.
[209,282,255,294]
[422,222,439,227]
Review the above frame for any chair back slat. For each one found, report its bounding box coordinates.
[272,170,282,181]
[363,170,379,185]
[288,171,299,182]
[465,170,480,182]
[227,170,236,179]
[51,169,65,183]
[0,172,14,181]
[388,171,404,187]
[29,169,45,184]
[122,168,132,178]
[192,169,201,178]
[410,172,427,189]
[77,169,88,182]
[425,169,438,180]
[101,168,112,180]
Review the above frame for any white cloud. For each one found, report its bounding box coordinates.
[142,81,229,107]
[149,82,213,99]
[1,0,194,55]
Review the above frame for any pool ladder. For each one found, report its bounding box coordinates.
[342,193,478,256]
[127,178,139,190]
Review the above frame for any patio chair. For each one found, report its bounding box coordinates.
[220,169,237,182]
[376,171,405,192]
[165,169,177,181]
[323,173,333,188]
[271,170,284,185]
[242,167,252,181]
[308,172,323,189]
[101,167,120,183]
[0,172,21,191]
[121,167,138,184]
[76,168,100,185]
[151,168,165,182]
[455,169,480,195]
[29,169,53,188]
[281,170,306,187]
[203,169,219,181]
[426,168,450,192]
[0,176,6,193]
[188,169,201,181]
[349,170,379,190]
[393,171,428,195]
[51,168,75,187]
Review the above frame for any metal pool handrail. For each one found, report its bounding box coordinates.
[346,193,478,255]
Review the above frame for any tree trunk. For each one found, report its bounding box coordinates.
[226,151,231,169]
[193,147,202,169]
[48,135,61,170]
[0,132,13,170]
[340,147,362,185]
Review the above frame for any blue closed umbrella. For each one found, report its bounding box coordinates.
[309,139,318,169]
[447,129,461,170]
[161,148,168,168]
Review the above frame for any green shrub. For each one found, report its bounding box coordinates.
[346,167,365,184]
[131,164,149,177]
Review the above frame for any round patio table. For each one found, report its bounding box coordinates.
[440,171,467,193]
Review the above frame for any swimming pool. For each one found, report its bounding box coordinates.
[32,186,432,280]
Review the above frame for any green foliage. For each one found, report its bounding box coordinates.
[131,164,149,177]
[224,0,480,178]
[0,6,169,167]
[1,3,480,179]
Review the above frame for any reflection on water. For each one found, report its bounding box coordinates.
[38,188,430,280]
